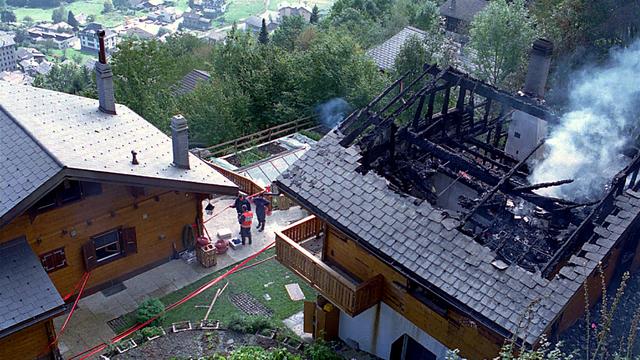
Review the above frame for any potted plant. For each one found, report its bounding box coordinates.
[141,326,166,341]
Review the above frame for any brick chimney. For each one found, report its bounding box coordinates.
[523,38,554,99]
[171,114,190,169]
[95,30,116,115]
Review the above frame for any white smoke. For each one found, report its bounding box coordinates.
[529,41,640,201]
[316,98,351,128]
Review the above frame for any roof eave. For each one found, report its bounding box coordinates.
[0,303,66,340]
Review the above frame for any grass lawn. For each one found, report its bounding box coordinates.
[11,1,144,27]
[115,249,316,333]
[266,0,334,12]
[47,48,95,65]
[222,0,266,22]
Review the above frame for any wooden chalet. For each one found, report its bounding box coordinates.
[0,35,237,358]
[273,41,640,358]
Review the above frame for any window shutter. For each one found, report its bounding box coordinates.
[82,242,97,271]
[121,227,137,255]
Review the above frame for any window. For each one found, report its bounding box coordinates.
[514,131,521,138]
[390,334,436,360]
[29,181,102,216]
[82,227,137,270]
[40,247,67,272]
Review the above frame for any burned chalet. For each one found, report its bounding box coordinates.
[274,39,640,358]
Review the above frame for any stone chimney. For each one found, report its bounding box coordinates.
[171,115,190,169]
[450,0,456,10]
[95,30,116,115]
[504,39,554,161]
[523,38,554,99]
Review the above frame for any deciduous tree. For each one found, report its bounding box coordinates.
[51,5,66,23]
[468,0,536,88]
[271,15,306,51]
[0,9,16,23]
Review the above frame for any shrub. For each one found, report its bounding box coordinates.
[227,346,300,360]
[227,315,275,334]
[141,325,165,339]
[136,298,165,326]
[304,340,343,360]
[299,129,323,141]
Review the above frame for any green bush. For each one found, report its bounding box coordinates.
[304,340,344,360]
[136,298,166,326]
[141,325,165,339]
[227,315,275,334]
[227,346,301,360]
[299,129,324,142]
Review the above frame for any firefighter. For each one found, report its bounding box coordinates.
[253,193,271,232]
[238,204,253,245]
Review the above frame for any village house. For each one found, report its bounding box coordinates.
[182,11,213,31]
[26,23,77,50]
[274,40,640,359]
[277,4,312,22]
[0,32,237,359]
[244,15,279,33]
[79,23,117,53]
[0,33,17,72]
[439,0,488,37]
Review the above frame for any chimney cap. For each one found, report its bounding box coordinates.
[171,114,188,130]
[531,38,553,57]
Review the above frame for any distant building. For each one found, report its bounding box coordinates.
[138,0,165,11]
[176,69,210,95]
[244,15,278,33]
[200,29,227,43]
[0,34,17,72]
[201,0,226,19]
[182,11,213,31]
[277,4,312,22]
[15,47,46,64]
[148,7,182,23]
[439,0,488,35]
[27,24,77,49]
[79,23,117,53]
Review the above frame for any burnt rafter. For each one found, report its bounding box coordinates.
[423,66,559,122]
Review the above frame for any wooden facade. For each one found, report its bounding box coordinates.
[276,215,503,359]
[0,182,202,297]
[0,320,55,360]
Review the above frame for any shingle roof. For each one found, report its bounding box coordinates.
[366,26,427,70]
[0,34,15,48]
[439,0,488,23]
[0,82,237,226]
[0,238,65,337]
[177,69,211,95]
[275,130,640,344]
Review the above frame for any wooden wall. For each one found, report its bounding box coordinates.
[0,183,200,296]
[0,320,53,360]
[324,228,502,359]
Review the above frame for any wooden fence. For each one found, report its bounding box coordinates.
[195,117,316,158]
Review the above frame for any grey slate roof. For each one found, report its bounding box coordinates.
[178,69,211,95]
[366,26,427,71]
[0,82,237,226]
[0,34,15,48]
[0,238,65,337]
[275,130,640,344]
[439,0,488,23]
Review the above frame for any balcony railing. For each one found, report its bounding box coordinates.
[276,215,383,317]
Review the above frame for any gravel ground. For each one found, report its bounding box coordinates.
[559,267,640,357]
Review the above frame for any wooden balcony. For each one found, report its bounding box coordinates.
[275,215,383,317]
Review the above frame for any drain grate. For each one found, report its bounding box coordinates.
[101,282,127,297]
[107,315,130,333]
[229,293,274,316]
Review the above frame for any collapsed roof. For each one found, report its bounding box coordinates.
[276,63,640,344]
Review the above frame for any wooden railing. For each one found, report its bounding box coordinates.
[276,215,383,316]
[195,117,316,158]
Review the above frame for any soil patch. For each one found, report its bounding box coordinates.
[230,293,274,316]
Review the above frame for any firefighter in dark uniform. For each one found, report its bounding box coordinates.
[238,205,253,245]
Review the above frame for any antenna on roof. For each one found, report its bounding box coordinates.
[95,29,116,115]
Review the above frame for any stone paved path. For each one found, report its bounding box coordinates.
[55,196,307,359]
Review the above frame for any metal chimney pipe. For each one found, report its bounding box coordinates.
[171,115,190,169]
[95,29,116,115]
[523,38,554,99]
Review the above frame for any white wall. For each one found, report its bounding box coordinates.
[339,302,450,359]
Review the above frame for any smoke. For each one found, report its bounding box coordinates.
[529,41,640,201]
[316,98,351,128]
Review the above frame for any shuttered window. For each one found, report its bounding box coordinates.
[40,247,67,273]
[82,227,137,271]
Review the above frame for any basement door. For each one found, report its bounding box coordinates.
[390,334,437,360]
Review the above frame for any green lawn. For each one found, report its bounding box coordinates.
[115,249,315,333]
[222,0,266,22]
[11,1,144,27]
[47,48,95,65]
[266,0,334,12]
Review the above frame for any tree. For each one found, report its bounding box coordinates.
[86,14,96,22]
[67,10,79,28]
[0,10,16,23]
[33,63,95,96]
[393,35,428,79]
[23,15,34,26]
[271,15,307,51]
[310,4,319,23]
[103,0,114,13]
[51,5,66,23]
[0,0,6,8]
[258,18,269,44]
[468,0,536,88]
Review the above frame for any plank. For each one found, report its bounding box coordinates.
[285,283,306,301]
